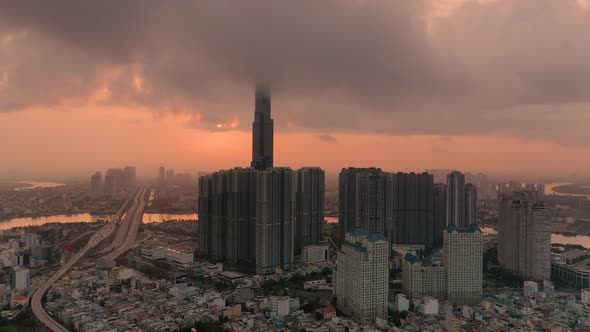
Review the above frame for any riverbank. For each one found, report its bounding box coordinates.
[483,222,590,236]
[482,224,590,249]
[0,211,96,222]
[552,183,590,197]
[0,182,31,191]
[0,212,199,230]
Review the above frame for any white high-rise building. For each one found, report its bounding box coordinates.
[10,266,31,291]
[395,294,410,312]
[444,224,483,305]
[271,296,291,317]
[301,245,329,264]
[419,297,439,315]
[582,289,590,304]
[402,253,446,300]
[402,225,483,305]
[524,281,539,298]
[446,171,466,227]
[334,229,389,324]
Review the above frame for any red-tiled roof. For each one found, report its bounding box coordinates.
[321,307,336,314]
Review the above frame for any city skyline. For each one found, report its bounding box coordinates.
[2,2,589,331]
[3,1,590,180]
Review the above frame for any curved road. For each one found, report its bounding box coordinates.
[31,187,145,331]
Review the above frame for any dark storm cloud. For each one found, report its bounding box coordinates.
[1,0,590,144]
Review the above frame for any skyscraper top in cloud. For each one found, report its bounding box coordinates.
[251,84,273,170]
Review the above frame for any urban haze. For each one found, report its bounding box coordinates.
[1,1,590,332]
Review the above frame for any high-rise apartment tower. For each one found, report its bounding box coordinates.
[497,192,550,280]
[446,171,466,227]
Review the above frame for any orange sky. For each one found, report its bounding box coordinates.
[2,106,590,181]
[2,1,590,181]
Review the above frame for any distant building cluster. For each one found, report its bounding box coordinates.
[0,230,57,316]
[0,184,98,219]
[156,166,194,199]
[495,181,545,201]
[338,168,478,249]
[90,166,136,197]
[0,232,51,271]
[151,166,198,213]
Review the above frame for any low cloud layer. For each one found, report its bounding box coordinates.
[1,0,590,145]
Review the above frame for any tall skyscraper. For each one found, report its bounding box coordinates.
[535,184,545,200]
[389,172,435,247]
[446,171,466,227]
[524,183,545,201]
[226,168,258,266]
[251,84,273,170]
[355,170,387,235]
[198,85,324,275]
[104,173,114,197]
[104,168,124,197]
[90,171,102,197]
[334,229,389,324]
[198,174,214,258]
[444,224,483,305]
[166,169,174,183]
[498,192,550,280]
[509,181,522,193]
[255,168,295,274]
[338,167,382,240]
[158,166,166,185]
[295,167,325,253]
[198,168,258,265]
[124,166,137,189]
[464,183,478,225]
[433,183,447,247]
[157,166,167,199]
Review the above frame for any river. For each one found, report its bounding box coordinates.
[0,213,110,230]
[481,226,590,248]
[142,213,198,224]
[13,181,65,191]
[6,213,590,247]
[0,212,199,230]
[546,182,590,199]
